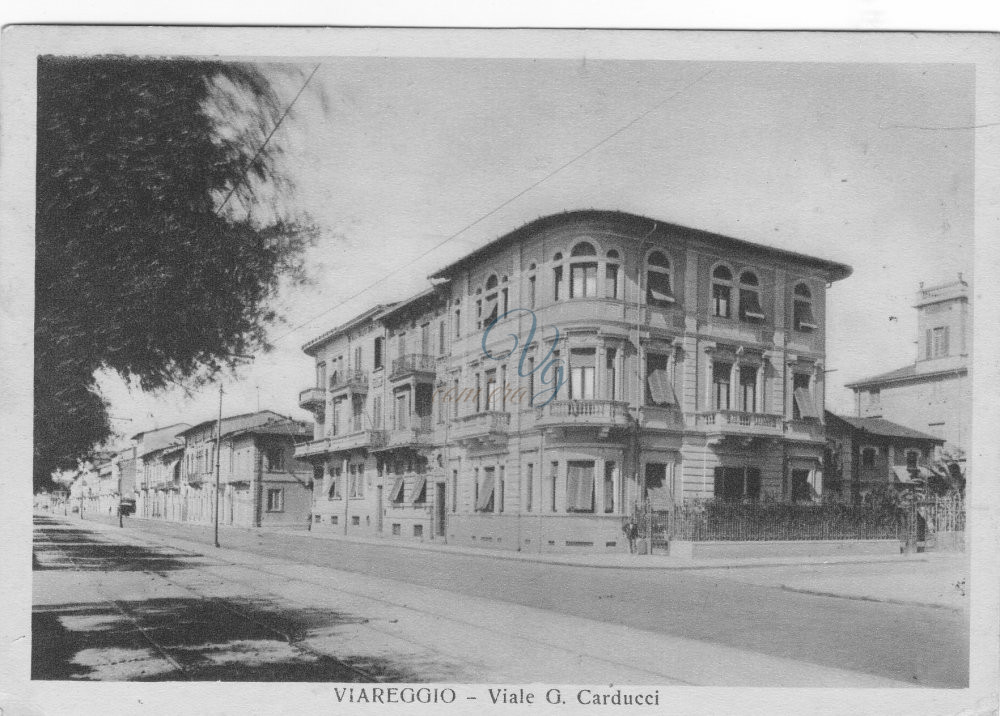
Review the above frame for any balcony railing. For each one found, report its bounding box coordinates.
[330,368,369,393]
[373,415,435,450]
[694,410,784,435]
[451,411,510,444]
[298,387,325,412]
[534,400,630,429]
[390,353,437,380]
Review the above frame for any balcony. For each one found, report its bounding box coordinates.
[784,418,825,443]
[327,429,378,453]
[451,411,510,446]
[534,400,630,433]
[330,368,369,394]
[390,354,437,381]
[295,438,330,459]
[372,416,436,451]
[298,387,325,413]
[700,318,774,346]
[638,405,686,432]
[693,410,784,437]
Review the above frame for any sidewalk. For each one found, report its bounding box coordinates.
[268,519,925,571]
[92,512,925,571]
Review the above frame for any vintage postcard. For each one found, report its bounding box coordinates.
[1,25,998,716]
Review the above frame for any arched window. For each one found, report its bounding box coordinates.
[527,263,537,309]
[569,242,598,298]
[553,252,564,301]
[793,282,817,331]
[711,265,733,318]
[738,270,765,322]
[606,250,620,299]
[646,251,674,306]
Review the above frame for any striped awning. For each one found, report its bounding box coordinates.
[476,475,495,511]
[389,476,405,502]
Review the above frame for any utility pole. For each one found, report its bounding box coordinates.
[214,384,223,548]
[213,354,255,549]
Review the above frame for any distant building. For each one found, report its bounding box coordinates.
[132,423,190,518]
[824,411,945,501]
[845,276,970,460]
[177,410,314,528]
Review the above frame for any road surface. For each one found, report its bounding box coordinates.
[32,515,967,686]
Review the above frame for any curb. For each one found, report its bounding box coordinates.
[779,584,963,611]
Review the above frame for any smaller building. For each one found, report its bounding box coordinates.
[824,411,945,502]
[179,410,314,528]
[845,276,970,459]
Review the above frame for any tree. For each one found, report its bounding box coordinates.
[35,56,313,489]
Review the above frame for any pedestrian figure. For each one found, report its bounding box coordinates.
[623,517,638,554]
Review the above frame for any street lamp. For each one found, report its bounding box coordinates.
[214,355,255,548]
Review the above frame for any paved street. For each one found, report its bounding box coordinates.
[33,515,968,686]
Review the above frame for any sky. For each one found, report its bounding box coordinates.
[95,58,975,445]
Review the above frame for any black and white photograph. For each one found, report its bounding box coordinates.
[1,22,998,716]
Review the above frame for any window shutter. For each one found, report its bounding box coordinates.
[713,466,725,497]
[390,476,405,503]
[926,329,932,359]
[475,475,495,511]
[410,476,427,504]
[793,388,819,419]
[942,326,949,356]
[647,369,677,406]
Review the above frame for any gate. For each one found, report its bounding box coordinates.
[631,501,672,554]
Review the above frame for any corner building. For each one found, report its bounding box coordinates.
[296,211,852,552]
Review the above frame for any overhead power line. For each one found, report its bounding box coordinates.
[271,67,714,346]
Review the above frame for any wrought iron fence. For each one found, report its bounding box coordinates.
[631,496,965,546]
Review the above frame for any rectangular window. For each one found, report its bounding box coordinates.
[498,466,505,513]
[606,348,617,400]
[740,366,758,413]
[566,461,595,513]
[862,447,877,468]
[453,379,460,419]
[713,362,732,410]
[570,262,598,298]
[501,287,508,316]
[712,284,731,318]
[266,488,284,512]
[392,523,401,536]
[265,445,285,472]
[349,465,364,498]
[372,396,382,428]
[553,266,563,301]
[604,462,615,514]
[525,463,534,512]
[474,373,482,413]
[354,346,362,370]
[713,467,759,501]
[476,467,495,512]
[485,369,497,411]
[932,326,949,358]
[439,321,446,355]
[455,309,461,338]
[331,397,344,435]
[606,264,619,299]
[528,275,536,309]
[452,469,458,513]
[475,300,482,329]
[906,450,919,469]
[398,332,406,358]
[569,347,596,400]
[352,515,360,526]
[421,323,430,355]
[500,365,507,411]
[316,361,327,388]
[527,357,535,406]
[374,337,384,369]
[550,461,558,512]
[473,467,479,507]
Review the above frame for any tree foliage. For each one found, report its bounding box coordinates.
[35,56,312,489]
